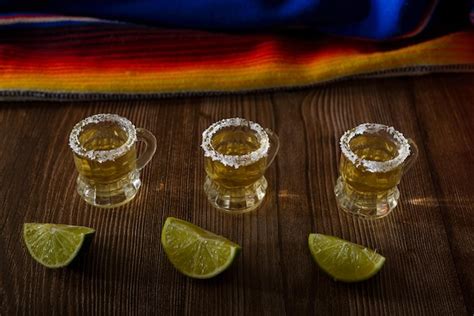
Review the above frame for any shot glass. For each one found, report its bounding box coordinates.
[69,113,156,208]
[334,123,418,219]
[201,118,279,213]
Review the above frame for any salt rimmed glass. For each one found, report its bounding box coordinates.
[69,114,156,208]
[334,123,418,219]
[201,118,279,213]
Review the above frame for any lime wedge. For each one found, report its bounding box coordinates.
[308,233,385,282]
[161,217,240,279]
[23,223,95,268]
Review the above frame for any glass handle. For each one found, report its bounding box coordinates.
[265,128,280,168]
[403,138,419,174]
[136,128,157,170]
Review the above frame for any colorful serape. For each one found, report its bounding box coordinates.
[0,15,472,100]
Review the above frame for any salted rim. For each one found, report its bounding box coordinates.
[69,113,137,163]
[340,123,411,172]
[201,117,270,168]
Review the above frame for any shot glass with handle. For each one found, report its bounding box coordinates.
[201,117,280,214]
[69,113,156,208]
[334,123,418,219]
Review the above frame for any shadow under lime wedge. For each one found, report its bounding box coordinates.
[161,217,241,279]
[23,223,95,268]
[308,233,385,282]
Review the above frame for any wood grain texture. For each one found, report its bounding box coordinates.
[0,74,473,315]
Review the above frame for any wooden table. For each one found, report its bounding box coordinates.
[1,74,473,315]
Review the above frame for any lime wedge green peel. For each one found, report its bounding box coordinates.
[23,223,95,268]
[161,217,241,279]
[308,233,385,282]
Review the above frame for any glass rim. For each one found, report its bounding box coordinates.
[201,117,270,169]
[69,113,137,163]
[340,123,411,172]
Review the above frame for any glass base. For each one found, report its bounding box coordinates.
[76,171,142,208]
[204,176,268,214]
[334,176,399,219]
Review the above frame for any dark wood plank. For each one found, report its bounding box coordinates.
[412,75,474,313]
[295,77,466,315]
[0,74,472,315]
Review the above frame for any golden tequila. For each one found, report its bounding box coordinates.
[204,127,267,188]
[73,121,137,187]
[340,134,402,193]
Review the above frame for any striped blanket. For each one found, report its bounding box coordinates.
[0,14,472,100]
